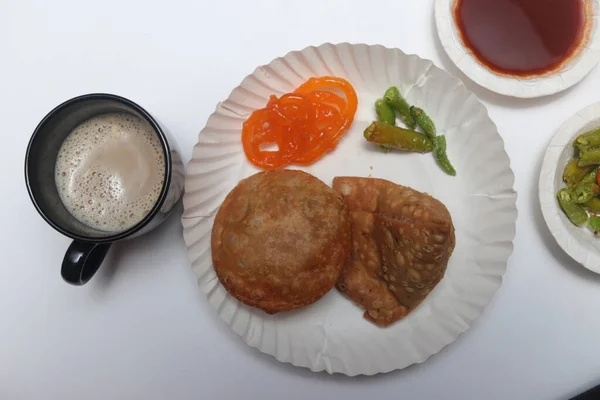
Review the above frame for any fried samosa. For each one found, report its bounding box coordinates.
[332,177,455,327]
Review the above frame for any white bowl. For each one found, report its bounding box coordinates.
[182,43,517,375]
[435,0,600,98]
[540,102,600,273]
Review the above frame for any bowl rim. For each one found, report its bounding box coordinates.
[539,101,600,274]
[434,0,600,98]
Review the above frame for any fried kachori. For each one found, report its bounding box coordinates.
[212,170,351,314]
[333,177,455,327]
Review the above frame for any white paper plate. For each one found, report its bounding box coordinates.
[182,43,517,375]
[435,0,600,98]
[540,102,600,273]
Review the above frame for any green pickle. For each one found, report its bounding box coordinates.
[563,160,593,188]
[589,216,600,233]
[557,131,600,228]
[384,86,416,129]
[578,147,600,167]
[557,189,588,226]
[575,128,600,150]
[585,198,600,213]
[364,121,433,153]
[574,182,599,204]
[580,168,598,185]
[375,98,396,126]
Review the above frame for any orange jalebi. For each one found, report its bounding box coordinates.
[241,76,358,169]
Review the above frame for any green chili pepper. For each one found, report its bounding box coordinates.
[575,128,600,150]
[574,182,599,203]
[432,135,456,176]
[563,160,594,189]
[557,188,588,226]
[584,197,600,213]
[364,121,433,153]
[410,106,436,138]
[578,147,600,167]
[384,86,416,129]
[375,98,396,126]
[589,216,600,233]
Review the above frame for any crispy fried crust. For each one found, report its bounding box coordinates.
[212,170,351,314]
[333,177,455,327]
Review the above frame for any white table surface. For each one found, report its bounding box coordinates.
[3,1,600,399]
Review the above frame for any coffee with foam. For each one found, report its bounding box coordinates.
[55,112,165,233]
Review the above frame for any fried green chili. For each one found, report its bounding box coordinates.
[410,106,436,138]
[384,86,416,129]
[364,121,433,153]
[375,98,396,126]
[433,135,456,176]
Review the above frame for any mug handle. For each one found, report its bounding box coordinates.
[61,240,112,285]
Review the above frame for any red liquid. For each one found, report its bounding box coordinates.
[454,0,586,77]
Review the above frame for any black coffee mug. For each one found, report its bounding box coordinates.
[25,94,185,285]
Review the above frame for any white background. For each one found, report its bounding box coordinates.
[2,0,600,399]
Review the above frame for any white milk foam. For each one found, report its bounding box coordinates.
[55,112,165,233]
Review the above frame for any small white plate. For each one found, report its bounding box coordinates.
[182,43,517,375]
[435,0,600,98]
[540,102,600,273]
